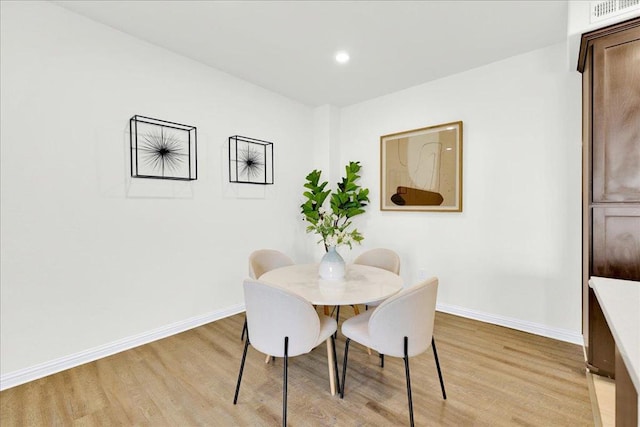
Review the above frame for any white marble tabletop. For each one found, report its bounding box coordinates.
[589,276,640,392]
[259,263,403,306]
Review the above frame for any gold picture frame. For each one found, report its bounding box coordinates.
[380,121,463,212]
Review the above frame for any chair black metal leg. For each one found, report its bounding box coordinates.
[432,337,446,400]
[283,336,289,427]
[404,336,415,427]
[241,317,247,341]
[380,353,384,368]
[333,306,341,338]
[340,338,351,398]
[331,335,340,394]
[233,336,250,404]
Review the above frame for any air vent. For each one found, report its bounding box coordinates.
[590,0,640,22]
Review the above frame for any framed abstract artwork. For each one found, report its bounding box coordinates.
[228,135,274,185]
[129,115,198,181]
[380,121,463,212]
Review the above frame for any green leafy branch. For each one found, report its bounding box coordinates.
[301,161,370,252]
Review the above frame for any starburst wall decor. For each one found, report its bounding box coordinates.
[130,115,197,181]
[229,135,274,185]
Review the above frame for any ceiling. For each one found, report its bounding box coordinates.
[54,1,569,107]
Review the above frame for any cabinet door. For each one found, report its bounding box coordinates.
[592,27,640,203]
[592,207,640,281]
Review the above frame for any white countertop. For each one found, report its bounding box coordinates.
[589,276,640,392]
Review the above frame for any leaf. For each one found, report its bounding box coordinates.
[315,191,330,205]
[305,169,322,185]
[303,191,316,199]
[345,208,364,217]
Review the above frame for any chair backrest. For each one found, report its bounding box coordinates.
[243,279,321,357]
[368,277,438,358]
[353,248,401,274]
[249,249,294,279]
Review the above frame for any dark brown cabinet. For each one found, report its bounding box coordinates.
[578,18,640,378]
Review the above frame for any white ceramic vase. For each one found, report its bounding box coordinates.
[318,246,345,280]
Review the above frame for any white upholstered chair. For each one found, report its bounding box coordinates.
[333,248,401,320]
[353,248,401,308]
[249,249,295,280]
[233,279,339,426]
[242,249,295,341]
[340,277,446,427]
[339,248,401,355]
[353,248,401,275]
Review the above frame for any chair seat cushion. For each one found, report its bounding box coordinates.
[341,309,375,349]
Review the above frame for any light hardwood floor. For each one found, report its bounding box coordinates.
[1,311,594,426]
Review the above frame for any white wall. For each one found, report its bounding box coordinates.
[0,1,314,378]
[338,42,583,337]
[1,0,587,388]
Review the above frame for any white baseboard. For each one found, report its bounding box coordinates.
[436,303,584,346]
[0,304,245,391]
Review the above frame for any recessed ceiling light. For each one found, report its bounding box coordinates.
[335,51,350,64]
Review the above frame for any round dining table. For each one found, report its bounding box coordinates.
[259,263,403,396]
[259,263,403,306]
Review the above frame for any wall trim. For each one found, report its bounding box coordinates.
[436,303,584,346]
[0,304,245,391]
